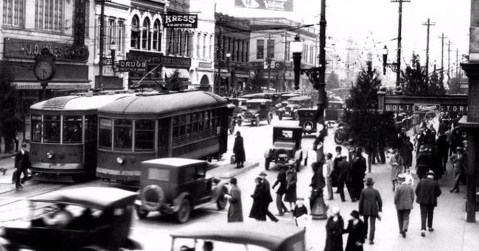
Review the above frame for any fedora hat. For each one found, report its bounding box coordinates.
[427,170,435,176]
[350,210,360,219]
[259,171,267,177]
[365,177,374,186]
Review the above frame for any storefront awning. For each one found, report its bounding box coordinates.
[14,82,91,90]
[164,68,190,79]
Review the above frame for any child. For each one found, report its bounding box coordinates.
[292,197,310,228]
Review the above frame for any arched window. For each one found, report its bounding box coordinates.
[152,19,161,51]
[142,17,151,50]
[130,15,140,49]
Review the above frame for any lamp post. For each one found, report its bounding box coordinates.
[226,52,231,96]
[382,46,388,75]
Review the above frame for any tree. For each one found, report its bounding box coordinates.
[341,63,396,172]
[326,71,340,90]
[448,75,467,94]
[401,54,429,95]
[244,67,266,94]
[165,70,182,91]
[0,62,21,153]
[428,70,446,95]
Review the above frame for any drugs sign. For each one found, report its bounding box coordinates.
[118,60,147,72]
[164,14,198,28]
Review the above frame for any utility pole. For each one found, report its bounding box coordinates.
[440,33,445,82]
[268,34,272,92]
[391,0,410,88]
[97,0,106,90]
[216,19,223,95]
[456,48,459,77]
[447,40,451,79]
[422,18,435,85]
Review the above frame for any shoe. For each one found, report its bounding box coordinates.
[351,198,357,202]
[456,190,460,193]
[369,240,374,245]
[328,198,333,200]
[421,230,426,237]
[450,189,456,193]
[341,199,346,202]
[402,231,406,238]
[428,228,434,232]
[273,219,279,223]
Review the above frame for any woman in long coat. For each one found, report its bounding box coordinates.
[344,210,365,251]
[324,207,344,251]
[233,131,246,168]
[390,150,403,192]
[284,165,297,210]
[400,137,414,169]
[226,177,243,222]
[249,177,266,221]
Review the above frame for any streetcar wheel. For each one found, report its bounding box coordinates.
[176,199,192,223]
[334,133,344,144]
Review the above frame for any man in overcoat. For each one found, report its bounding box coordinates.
[14,143,31,190]
[233,131,245,168]
[226,177,243,222]
[336,156,350,202]
[415,170,442,237]
[272,165,289,215]
[350,148,367,201]
[394,174,415,238]
[259,172,278,222]
[358,177,382,245]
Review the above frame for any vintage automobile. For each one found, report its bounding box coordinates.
[264,122,307,171]
[277,96,313,120]
[0,187,141,251]
[297,108,318,135]
[134,158,228,223]
[334,121,350,145]
[170,222,306,251]
[275,93,301,109]
[324,100,345,126]
[237,99,274,126]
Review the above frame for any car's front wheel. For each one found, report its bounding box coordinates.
[176,199,192,223]
[135,205,149,219]
[216,187,228,210]
[265,158,270,170]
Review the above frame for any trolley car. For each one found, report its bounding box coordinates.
[29,93,132,182]
[96,91,229,183]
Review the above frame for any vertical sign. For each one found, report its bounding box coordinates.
[74,0,87,46]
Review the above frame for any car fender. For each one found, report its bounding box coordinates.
[173,192,192,212]
[210,180,228,203]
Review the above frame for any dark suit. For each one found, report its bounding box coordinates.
[394,183,415,233]
[358,186,382,242]
[261,178,278,222]
[14,149,31,189]
[415,177,441,230]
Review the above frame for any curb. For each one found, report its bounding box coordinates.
[216,162,260,179]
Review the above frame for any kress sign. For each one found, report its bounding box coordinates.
[164,14,198,28]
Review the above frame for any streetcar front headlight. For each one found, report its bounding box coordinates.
[117,156,125,164]
[46,151,54,159]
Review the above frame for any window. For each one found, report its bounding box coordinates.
[183,31,189,57]
[117,20,125,54]
[114,119,132,150]
[35,0,64,31]
[246,41,249,61]
[209,35,213,59]
[196,33,201,58]
[267,39,275,59]
[131,15,140,49]
[31,115,42,142]
[152,20,161,51]
[108,19,116,45]
[256,39,264,59]
[285,41,291,61]
[3,0,24,27]
[135,120,154,151]
[43,115,60,143]
[142,18,150,50]
[203,34,207,58]
[63,116,82,143]
[147,168,169,181]
[175,30,181,55]
[99,118,112,149]
[166,28,173,54]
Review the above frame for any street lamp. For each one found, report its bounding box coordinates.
[226,52,231,96]
[382,45,398,74]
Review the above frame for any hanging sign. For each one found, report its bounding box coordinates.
[164,14,198,28]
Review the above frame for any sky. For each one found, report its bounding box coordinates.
[216,0,470,75]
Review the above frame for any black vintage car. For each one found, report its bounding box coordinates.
[264,122,307,171]
[277,96,313,120]
[297,108,318,135]
[237,99,274,126]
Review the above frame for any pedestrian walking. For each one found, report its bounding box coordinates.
[415,170,442,237]
[309,161,325,213]
[233,131,245,168]
[390,149,403,192]
[343,210,365,251]
[332,146,343,193]
[14,142,31,191]
[394,174,415,238]
[350,148,366,201]
[272,164,289,216]
[225,177,243,222]
[449,147,466,193]
[324,207,344,251]
[259,171,279,222]
[284,164,298,210]
[399,136,414,169]
[416,145,430,180]
[249,177,266,221]
[436,133,449,173]
[358,177,382,245]
[336,156,350,202]
[325,153,334,200]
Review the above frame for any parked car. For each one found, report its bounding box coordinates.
[0,187,141,251]
[134,158,228,223]
[170,222,306,251]
[277,96,313,120]
[334,121,350,145]
[237,99,274,126]
[325,100,344,126]
[264,122,307,171]
[275,93,301,109]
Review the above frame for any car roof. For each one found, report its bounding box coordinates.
[246,99,271,103]
[288,96,311,101]
[142,158,205,167]
[31,187,137,209]
[171,222,304,250]
[273,121,302,129]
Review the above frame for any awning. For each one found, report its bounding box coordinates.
[14,82,91,90]
[164,68,190,79]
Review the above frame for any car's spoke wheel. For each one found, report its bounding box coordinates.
[237,120,242,126]
[176,199,192,223]
[216,188,228,210]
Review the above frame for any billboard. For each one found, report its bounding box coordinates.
[235,0,294,12]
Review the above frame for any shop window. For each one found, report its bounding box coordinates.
[256,39,264,59]
[267,39,275,59]
[152,19,161,51]
[35,0,64,31]
[130,15,140,49]
[99,118,112,149]
[3,0,25,27]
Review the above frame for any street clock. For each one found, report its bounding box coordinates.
[33,48,56,82]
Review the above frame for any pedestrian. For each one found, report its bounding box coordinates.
[332,146,342,193]
[399,136,414,170]
[325,153,334,200]
[415,170,442,237]
[449,147,466,193]
[358,177,382,245]
[259,171,279,222]
[394,174,415,238]
[350,148,366,201]
[249,177,266,221]
[415,145,430,180]
[436,133,449,173]
[272,164,289,216]
[284,164,298,210]
[14,142,31,191]
[336,156,350,202]
[344,210,365,251]
[309,161,325,213]
[292,197,309,228]
[233,131,245,168]
[324,207,344,251]
[390,149,403,192]
[225,177,243,222]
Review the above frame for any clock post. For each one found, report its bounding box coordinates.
[33,48,56,100]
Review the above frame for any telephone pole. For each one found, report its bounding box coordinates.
[447,40,451,79]
[456,48,459,77]
[391,0,411,88]
[97,0,106,90]
[422,18,435,85]
[439,33,445,82]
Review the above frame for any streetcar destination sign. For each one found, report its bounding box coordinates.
[164,14,198,28]
[118,60,147,72]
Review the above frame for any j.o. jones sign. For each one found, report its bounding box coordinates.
[385,104,468,113]
[164,14,198,28]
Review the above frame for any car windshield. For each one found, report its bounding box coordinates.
[279,129,293,139]
[172,239,270,251]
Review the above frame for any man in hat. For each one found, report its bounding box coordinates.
[358,177,382,245]
[415,145,430,180]
[233,131,245,168]
[449,147,466,193]
[225,177,243,222]
[394,174,415,238]
[415,170,442,237]
[259,172,278,222]
[350,148,367,201]
[14,142,31,190]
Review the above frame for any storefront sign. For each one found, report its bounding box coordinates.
[198,62,212,69]
[127,51,191,68]
[413,103,440,113]
[164,14,198,28]
[235,0,294,12]
[118,60,148,72]
[385,104,467,113]
[4,38,88,62]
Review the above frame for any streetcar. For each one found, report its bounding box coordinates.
[96,91,229,183]
[29,93,133,182]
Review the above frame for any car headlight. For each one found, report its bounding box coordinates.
[117,156,125,164]
[46,151,54,159]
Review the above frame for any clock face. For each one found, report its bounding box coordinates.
[34,60,55,81]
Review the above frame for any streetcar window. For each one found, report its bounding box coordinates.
[191,113,198,133]
[63,116,82,143]
[173,116,179,137]
[43,115,60,143]
[135,120,155,151]
[31,115,42,142]
[185,114,192,134]
[179,115,186,136]
[99,118,112,149]
[114,119,132,150]
[85,115,97,142]
[198,112,204,131]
